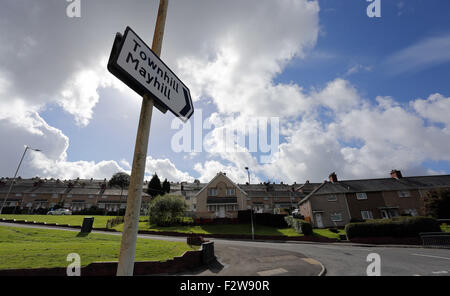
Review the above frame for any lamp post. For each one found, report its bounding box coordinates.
[0,145,42,215]
[245,167,254,240]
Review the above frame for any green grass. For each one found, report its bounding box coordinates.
[0,226,197,270]
[0,214,147,229]
[441,225,450,232]
[313,228,347,239]
[114,222,302,237]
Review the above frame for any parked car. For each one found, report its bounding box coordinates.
[47,208,72,215]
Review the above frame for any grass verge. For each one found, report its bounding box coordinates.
[0,226,197,270]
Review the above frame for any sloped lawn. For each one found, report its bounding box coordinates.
[0,226,197,270]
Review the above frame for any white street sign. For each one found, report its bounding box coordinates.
[108,27,194,122]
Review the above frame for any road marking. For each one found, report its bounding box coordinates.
[257,268,288,276]
[411,253,450,260]
[432,270,448,274]
[302,258,321,265]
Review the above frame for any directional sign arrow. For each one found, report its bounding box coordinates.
[107,27,194,122]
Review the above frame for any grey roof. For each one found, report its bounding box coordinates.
[299,174,450,204]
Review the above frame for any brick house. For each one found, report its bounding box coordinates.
[194,172,248,219]
[299,171,450,228]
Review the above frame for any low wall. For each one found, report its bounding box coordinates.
[0,243,211,276]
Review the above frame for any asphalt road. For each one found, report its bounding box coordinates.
[1,222,449,276]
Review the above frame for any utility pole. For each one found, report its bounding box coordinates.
[116,0,169,276]
[245,167,254,240]
[0,146,41,215]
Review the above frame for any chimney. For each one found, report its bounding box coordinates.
[305,180,310,184]
[329,172,338,183]
[390,170,403,179]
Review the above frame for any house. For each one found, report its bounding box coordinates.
[0,177,151,215]
[194,172,248,219]
[299,170,450,228]
[238,182,304,214]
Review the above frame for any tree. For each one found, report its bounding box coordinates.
[109,172,130,215]
[147,173,162,198]
[148,195,187,226]
[162,178,171,194]
[424,189,450,219]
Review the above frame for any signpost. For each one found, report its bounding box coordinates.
[108,27,194,121]
[110,0,193,276]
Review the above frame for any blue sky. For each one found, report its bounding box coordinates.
[1,0,450,183]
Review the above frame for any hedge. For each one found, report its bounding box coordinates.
[238,211,289,228]
[345,216,441,239]
[285,216,313,235]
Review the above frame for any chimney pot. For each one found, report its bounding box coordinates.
[390,170,403,179]
[329,172,338,183]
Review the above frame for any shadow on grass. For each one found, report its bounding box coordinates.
[76,232,90,237]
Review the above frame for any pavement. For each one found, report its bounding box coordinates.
[179,243,324,276]
[2,222,450,276]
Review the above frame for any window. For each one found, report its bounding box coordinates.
[52,194,58,199]
[185,196,190,200]
[327,195,337,202]
[88,195,94,199]
[361,210,373,220]
[15,193,22,197]
[398,191,411,197]
[226,188,235,196]
[404,209,418,216]
[264,197,268,201]
[208,189,217,196]
[356,192,367,200]
[31,194,36,197]
[331,213,343,222]
[67,194,72,198]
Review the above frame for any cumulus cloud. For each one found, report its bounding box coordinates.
[145,156,194,182]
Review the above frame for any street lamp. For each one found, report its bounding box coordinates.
[0,145,42,214]
[245,167,254,240]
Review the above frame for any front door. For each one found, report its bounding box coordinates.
[315,213,324,228]
[219,205,225,218]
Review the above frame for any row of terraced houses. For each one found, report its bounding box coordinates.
[1,170,450,228]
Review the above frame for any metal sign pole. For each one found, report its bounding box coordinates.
[116,0,168,276]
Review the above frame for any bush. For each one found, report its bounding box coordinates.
[285,216,313,235]
[345,216,441,239]
[148,195,187,227]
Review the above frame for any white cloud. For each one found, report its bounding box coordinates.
[385,33,450,75]
[412,93,450,126]
[145,156,194,182]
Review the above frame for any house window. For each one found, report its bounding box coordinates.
[88,195,94,199]
[404,209,418,216]
[185,196,190,200]
[398,191,411,197]
[52,194,58,199]
[264,197,268,201]
[331,213,343,222]
[31,194,36,197]
[208,189,217,196]
[361,210,373,220]
[327,195,337,202]
[226,188,235,196]
[67,194,72,198]
[15,193,22,197]
[356,192,367,200]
